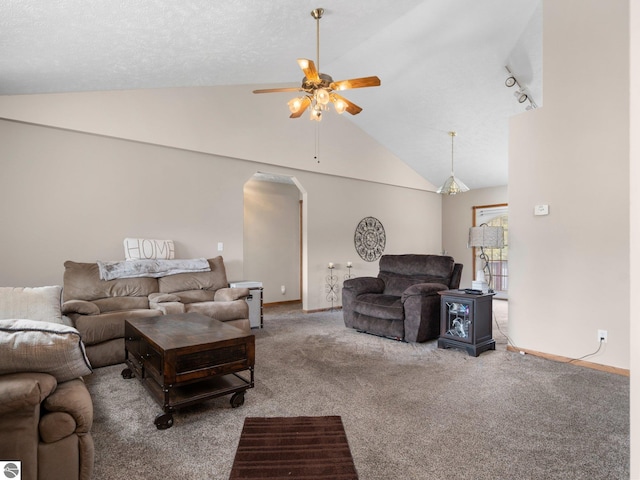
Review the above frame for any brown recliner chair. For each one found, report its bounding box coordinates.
[0,286,94,480]
[342,254,463,342]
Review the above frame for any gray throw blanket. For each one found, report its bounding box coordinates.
[97,258,210,281]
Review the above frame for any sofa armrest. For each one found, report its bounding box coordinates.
[43,378,93,434]
[0,372,57,415]
[401,283,449,302]
[148,292,185,314]
[343,277,385,296]
[62,300,100,316]
[214,287,250,302]
[0,373,58,480]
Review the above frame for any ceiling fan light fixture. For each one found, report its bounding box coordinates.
[252,8,380,122]
[333,98,347,114]
[310,106,322,121]
[288,97,304,114]
[316,88,330,105]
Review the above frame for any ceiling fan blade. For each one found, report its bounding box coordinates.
[330,76,381,91]
[253,87,302,94]
[297,58,320,83]
[330,93,363,115]
[289,96,312,118]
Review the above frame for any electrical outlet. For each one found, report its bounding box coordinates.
[597,329,607,343]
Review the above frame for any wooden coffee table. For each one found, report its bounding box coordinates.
[121,312,255,429]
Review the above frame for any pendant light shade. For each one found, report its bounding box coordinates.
[437,131,469,195]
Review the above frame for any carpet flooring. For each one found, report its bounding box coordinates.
[229,416,358,479]
[84,301,629,479]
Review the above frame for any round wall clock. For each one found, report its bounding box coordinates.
[354,216,386,262]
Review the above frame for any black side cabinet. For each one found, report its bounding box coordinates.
[437,290,496,357]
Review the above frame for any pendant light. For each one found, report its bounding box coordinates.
[437,131,469,195]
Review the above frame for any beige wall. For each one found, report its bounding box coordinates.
[442,186,508,289]
[509,0,630,370]
[630,0,639,477]
[0,117,443,311]
[0,86,434,192]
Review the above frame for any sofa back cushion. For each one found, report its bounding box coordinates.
[158,257,228,295]
[378,254,455,296]
[63,261,158,304]
[0,286,64,323]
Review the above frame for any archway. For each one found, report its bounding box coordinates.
[243,172,307,309]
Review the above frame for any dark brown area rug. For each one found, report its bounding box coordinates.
[229,416,358,479]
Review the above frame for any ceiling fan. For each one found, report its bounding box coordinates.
[252,8,381,121]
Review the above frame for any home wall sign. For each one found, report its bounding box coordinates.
[354,217,386,262]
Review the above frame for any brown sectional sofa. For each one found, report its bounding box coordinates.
[62,256,250,367]
[0,257,251,479]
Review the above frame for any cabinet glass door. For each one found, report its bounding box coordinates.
[443,299,473,343]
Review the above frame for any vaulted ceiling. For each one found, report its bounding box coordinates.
[0,0,542,190]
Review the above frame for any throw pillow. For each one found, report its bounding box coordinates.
[0,319,92,382]
[124,238,175,260]
[0,286,63,323]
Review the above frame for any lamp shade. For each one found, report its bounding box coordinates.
[468,225,504,248]
[437,175,469,195]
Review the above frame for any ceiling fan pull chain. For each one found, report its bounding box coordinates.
[315,122,321,163]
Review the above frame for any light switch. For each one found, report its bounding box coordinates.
[534,204,549,216]
[217,242,223,251]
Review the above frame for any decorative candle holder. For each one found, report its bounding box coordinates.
[344,261,354,281]
[325,263,338,311]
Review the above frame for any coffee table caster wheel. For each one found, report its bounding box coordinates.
[121,368,134,379]
[230,392,245,408]
[154,413,174,430]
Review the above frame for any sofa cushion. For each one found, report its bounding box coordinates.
[172,290,216,304]
[72,309,160,345]
[0,319,92,382]
[148,292,181,303]
[63,261,159,302]
[92,296,149,313]
[379,254,455,277]
[353,294,404,320]
[0,286,63,323]
[185,301,248,321]
[158,256,228,294]
[378,255,455,296]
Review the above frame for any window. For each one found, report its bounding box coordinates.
[473,204,508,294]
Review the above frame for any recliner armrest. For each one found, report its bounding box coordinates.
[43,378,93,434]
[214,287,250,302]
[401,283,449,302]
[343,277,385,296]
[0,372,57,415]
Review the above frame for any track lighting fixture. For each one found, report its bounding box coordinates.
[504,66,537,110]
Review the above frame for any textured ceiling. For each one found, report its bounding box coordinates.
[0,0,542,190]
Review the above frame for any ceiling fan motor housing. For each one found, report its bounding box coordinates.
[302,73,333,93]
